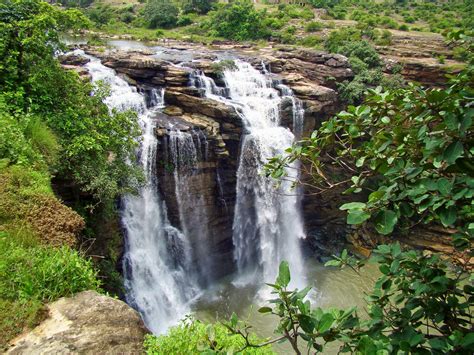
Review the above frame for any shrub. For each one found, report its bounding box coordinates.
[375,29,393,45]
[144,317,274,354]
[182,0,216,15]
[338,40,381,68]
[177,14,193,26]
[0,110,39,168]
[206,0,270,41]
[211,59,237,76]
[87,4,114,26]
[304,21,323,32]
[144,0,179,29]
[0,233,101,302]
[399,23,409,31]
[298,35,323,48]
[324,27,362,53]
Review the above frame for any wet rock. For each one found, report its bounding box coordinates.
[59,54,90,66]
[163,105,184,116]
[6,291,147,354]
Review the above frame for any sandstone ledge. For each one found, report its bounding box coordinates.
[7,291,148,354]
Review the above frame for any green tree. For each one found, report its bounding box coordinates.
[144,0,179,29]
[182,0,216,15]
[267,69,473,245]
[0,0,142,206]
[205,0,270,41]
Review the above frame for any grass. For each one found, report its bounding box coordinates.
[144,318,275,354]
[0,299,46,351]
[0,165,101,349]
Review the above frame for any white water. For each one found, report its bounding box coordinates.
[78,51,198,334]
[168,130,214,285]
[196,60,306,288]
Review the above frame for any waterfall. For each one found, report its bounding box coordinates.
[78,50,198,334]
[167,129,214,285]
[195,60,306,288]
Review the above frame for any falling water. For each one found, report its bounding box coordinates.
[78,50,198,334]
[167,130,214,285]
[195,60,306,288]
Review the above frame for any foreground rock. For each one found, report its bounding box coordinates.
[7,291,147,354]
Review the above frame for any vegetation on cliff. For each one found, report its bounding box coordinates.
[0,0,142,347]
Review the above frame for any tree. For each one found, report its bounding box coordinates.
[205,0,270,41]
[267,68,474,249]
[0,0,142,207]
[144,0,179,29]
[182,0,216,15]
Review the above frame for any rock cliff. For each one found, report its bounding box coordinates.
[66,44,352,275]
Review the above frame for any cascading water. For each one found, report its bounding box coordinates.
[78,51,198,334]
[195,60,306,288]
[167,129,214,285]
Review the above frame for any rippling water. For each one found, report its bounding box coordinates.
[194,259,379,354]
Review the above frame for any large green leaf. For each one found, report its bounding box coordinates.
[443,141,464,164]
[317,313,334,333]
[439,206,456,226]
[374,210,398,235]
[347,210,371,225]
[276,261,290,287]
[340,202,366,210]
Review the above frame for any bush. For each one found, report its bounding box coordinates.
[298,35,323,48]
[305,20,323,32]
[24,116,60,167]
[144,0,179,29]
[338,40,381,68]
[87,4,114,26]
[0,233,101,302]
[279,4,314,20]
[375,29,393,45]
[206,0,270,41]
[182,0,216,15]
[399,23,409,31]
[144,317,274,354]
[177,14,193,27]
[324,27,362,53]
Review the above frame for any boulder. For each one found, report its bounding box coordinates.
[6,291,148,354]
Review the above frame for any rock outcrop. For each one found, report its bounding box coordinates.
[6,291,147,354]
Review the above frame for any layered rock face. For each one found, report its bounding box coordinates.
[67,45,351,277]
[6,291,147,354]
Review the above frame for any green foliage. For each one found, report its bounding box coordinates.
[177,14,193,27]
[0,299,45,351]
[144,0,179,29]
[226,252,472,354]
[182,0,217,15]
[0,232,101,302]
[86,4,114,26]
[211,59,237,76]
[205,0,270,41]
[144,317,274,354]
[304,21,323,33]
[325,32,401,104]
[0,0,143,207]
[278,4,314,21]
[267,69,473,245]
